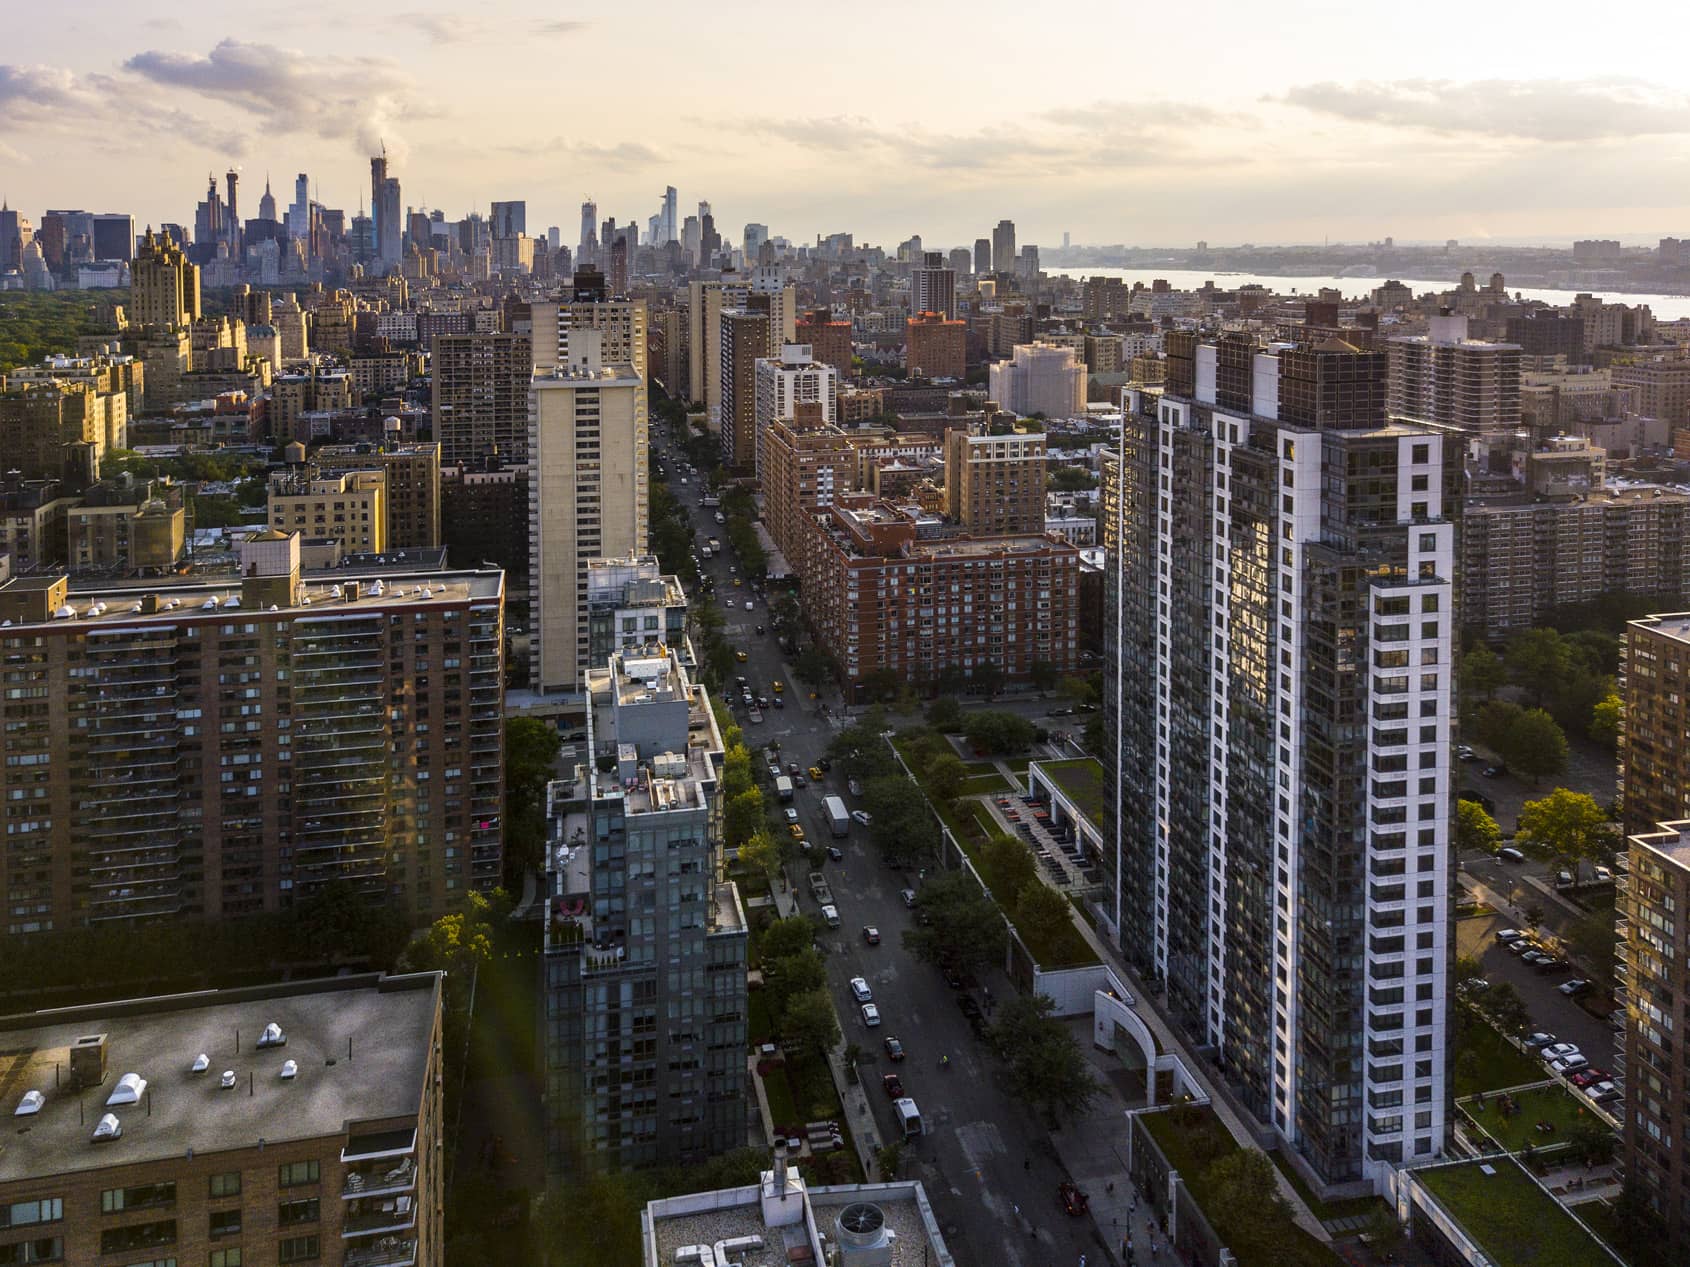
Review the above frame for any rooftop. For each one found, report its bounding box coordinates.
[1410,1158,1619,1267]
[1032,756,1107,829]
[1628,819,1690,871]
[0,973,440,1183]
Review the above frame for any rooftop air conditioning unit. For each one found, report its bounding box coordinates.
[835,1203,895,1267]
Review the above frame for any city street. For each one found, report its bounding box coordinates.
[657,428,1114,1264]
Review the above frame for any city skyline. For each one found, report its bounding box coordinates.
[4,0,1690,247]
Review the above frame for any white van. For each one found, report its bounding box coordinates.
[894,1097,923,1141]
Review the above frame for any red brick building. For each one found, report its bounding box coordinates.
[905,311,967,381]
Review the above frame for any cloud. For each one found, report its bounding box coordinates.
[1279,78,1690,142]
[537,20,589,36]
[399,12,588,43]
[123,39,417,158]
[0,64,91,114]
[1038,99,1241,130]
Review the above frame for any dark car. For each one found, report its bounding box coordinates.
[817,758,832,771]
[882,1073,904,1098]
[827,845,844,862]
[1482,765,1507,779]
[883,1036,906,1062]
[941,964,964,990]
[957,996,982,1020]
[755,624,764,635]
[1058,1182,1089,1216]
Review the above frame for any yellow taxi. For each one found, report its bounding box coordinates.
[735,650,748,662]
[771,680,784,693]
[733,578,743,587]
[808,766,824,782]
[787,824,805,841]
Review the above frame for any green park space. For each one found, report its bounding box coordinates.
[1416,1159,1615,1267]
[1458,1083,1594,1153]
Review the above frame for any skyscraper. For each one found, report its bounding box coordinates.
[224,169,241,254]
[661,184,678,243]
[991,219,1016,274]
[1386,313,1521,436]
[257,175,277,222]
[491,200,526,237]
[130,228,201,329]
[371,148,402,269]
[0,202,31,273]
[433,333,533,464]
[1107,332,1457,1188]
[743,223,769,263]
[542,640,746,1173]
[528,329,648,693]
[910,251,957,320]
[719,309,771,470]
[289,172,311,239]
[578,198,598,263]
[974,237,991,275]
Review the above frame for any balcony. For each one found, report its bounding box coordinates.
[343,1195,417,1238]
[344,1240,417,1267]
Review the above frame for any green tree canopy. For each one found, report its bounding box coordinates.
[763,946,827,1019]
[1506,627,1573,705]
[1460,645,1506,702]
[1498,707,1568,782]
[926,695,964,732]
[724,787,766,847]
[1589,692,1621,748]
[1202,1149,1296,1264]
[1014,880,1073,949]
[962,710,1037,754]
[902,871,1006,972]
[1455,799,1502,855]
[1516,788,1613,864]
[985,992,1102,1125]
[923,752,969,804]
[760,914,816,964]
[780,988,841,1058]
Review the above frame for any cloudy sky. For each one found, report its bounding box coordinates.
[4,0,1689,250]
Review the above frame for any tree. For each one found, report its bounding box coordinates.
[1516,788,1612,865]
[1589,691,1621,748]
[724,787,766,847]
[1083,714,1105,756]
[1460,645,1507,703]
[1029,659,1059,692]
[962,710,1036,754]
[986,993,1102,1125]
[1498,708,1568,783]
[738,830,782,889]
[1204,1150,1297,1262]
[1475,699,1523,751]
[903,871,1007,972]
[793,646,835,689]
[924,752,969,804]
[1566,907,1618,987]
[979,834,1037,904]
[860,667,901,703]
[1507,628,1573,705]
[760,915,816,964]
[926,695,964,732]
[763,947,827,1019]
[936,665,968,697]
[875,1142,904,1180]
[1455,799,1502,855]
[504,717,562,884]
[1481,981,1531,1035]
[864,775,938,864]
[1057,676,1096,707]
[723,745,755,798]
[1015,881,1073,949]
[973,661,1005,698]
[780,988,841,1058]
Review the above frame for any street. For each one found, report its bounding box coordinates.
[657,426,1113,1264]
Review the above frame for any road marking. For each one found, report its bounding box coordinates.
[955,1120,1007,1173]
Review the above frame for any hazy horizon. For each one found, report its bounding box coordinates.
[5,0,1689,249]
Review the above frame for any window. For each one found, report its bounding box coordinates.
[209,1252,242,1267]
[98,1222,176,1255]
[278,1235,319,1264]
[0,1200,61,1230]
[102,1184,176,1214]
[208,1173,241,1200]
[277,1199,318,1227]
[0,1240,60,1265]
[209,1210,241,1239]
[277,1161,319,1188]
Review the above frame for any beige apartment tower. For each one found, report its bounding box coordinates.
[129,228,201,330]
[528,330,648,693]
[431,332,534,464]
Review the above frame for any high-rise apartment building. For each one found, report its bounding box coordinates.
[1618,815,1690,1255]
[796,309,853,379]
[0,381,107,484]
[801,494,1080,698]
[266,468,388,555]
[911,252,957,320]
[1107,334,1458,1188]
[129,229,201,330]
[949,246,973,279]
[752,344,837,479]
[687,272,795,413]
[431,332,533,464]
[905,311,967,380]
[988,342,1086,418]
[541,643,745,1172]
[1618,613,1690,834]
[991,219,1016,274]
[0,538,504,933]
[718,309,771,470]
[0,972,446,1267]
[1386,313,1521,436]
[528,331,648,693]
[943,426,1047,535]
[759,419,858,563]
[584,556,689,673]
[1614,358,1690,426]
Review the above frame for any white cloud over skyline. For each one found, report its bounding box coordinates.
[4,0,1688,247]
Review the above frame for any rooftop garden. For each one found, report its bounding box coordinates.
[1415,1159,1616,1267]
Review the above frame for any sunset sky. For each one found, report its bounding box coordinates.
[5,0,1689,249]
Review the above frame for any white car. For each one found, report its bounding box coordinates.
[784,807,800,824]
[861,1003,881,1027]
[1589,1081,1621,1102]
[852,810,872,827]
[1494,928,1524,944]
[849,976,873,1004]
[744,600,754,610]
[1541,1042,1581,1062]
[1551,1054,1590,1075]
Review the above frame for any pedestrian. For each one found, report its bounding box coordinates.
[1107,1181,1115,1193]
[1079,1256,1087,1267]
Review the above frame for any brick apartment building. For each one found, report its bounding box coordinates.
[905,312,966,380]
[0,973,444,1267]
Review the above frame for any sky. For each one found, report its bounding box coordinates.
[5,0,1690,251]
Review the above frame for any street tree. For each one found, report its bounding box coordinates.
[1014,881,1073,949]
[724,787,766,847]
[1499,708,1568,782]
[986,993,1102,1125]
[738,830,783,889]
[763,946,827,1019]
[1516,788,1613,865]
[723,745,754,798]
[1460,645,1507,703]
[1455,799,1502,856]
[903,871,1006,972]
[1029,660,1059,692]
[1566,907,1618,987]
[924,752,969,804]
[1481,981,1532,1035]
[780,988,841,1058]
[926,695,964,732]
[1589,692,1621,748]
[973,661,1005,699]
[864,775,938,864]
[760,915,816,964]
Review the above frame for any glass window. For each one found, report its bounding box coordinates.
[208,1210,241,1239]
[277,1199,319,1227]
[277,1161,320,1189]
[208,1174,241,1200]
[278,1235,319,1264]
[209,1251,242,1267]
[0,1200,62,1230]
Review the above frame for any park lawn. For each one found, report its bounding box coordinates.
[1417,1159,1615,1267]
[1457,1084,1596,1153]
[1454,1015,1547,1098]
[1035,756,1107,829]
[962,774,1013,794]
[761,1062,800,1130]
[961,760,1002,774]
[748,989,775,1046]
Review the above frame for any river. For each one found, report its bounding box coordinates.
[1046,266,1690,323]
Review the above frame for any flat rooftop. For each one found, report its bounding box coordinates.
[0,568,503,630]
[0,973,440,1183]
[1630,820,1690,871]
[1411,1158,1619,1267]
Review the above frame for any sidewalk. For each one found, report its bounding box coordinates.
[826,1047,886,1181]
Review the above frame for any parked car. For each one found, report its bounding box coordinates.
[1498,846,1526,863]
[1542,1043,1581,1062]
[849,976,873,1004]
[862,926,881,946]
[784,808,800,824]
[1559,978,1593,997]
[852,810,872,827]
[861,1003,881,1028]
[1569,1069,1610,1089]
[1460,977,1490,993]
[1593,865,1614,883]
[1550,1054,1590,1075]
[1589,1081,1621,1103]
[1555,870,1575,888]
[1522,1032,1556,1049]
[882,1073,904,1098]
[1058,1182,1090,1217]
[883,1036,906,1062]
[1495,928,1524,944]
[1482,764,1508,778]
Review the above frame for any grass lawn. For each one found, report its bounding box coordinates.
[961,759,1001,774]
[1458,1084,1597,1153]
[962,773,1013,794]
[1453,1014,1548,1098]
[1034,756,1106,829]
[761,1062,799,1129]
[748,989,775,1046]
[1416,1159,1615,1267]
[1140,1106,1341,1267]
[1570,1201,1630,1264]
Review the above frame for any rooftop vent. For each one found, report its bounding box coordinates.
[220,1070,237,1089]
[69,1033,108,1088]
[257,1022,286,1049]
[836,1202,895,1266]
[91,1113,122,1142]
[14,1090,44,1116]
[52,604,76,620]
[105,1073,147,1107]
[280,1060,298,1080]
[191,1053,210,1074]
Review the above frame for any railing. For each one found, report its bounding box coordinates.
[343,1240,417,1267]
